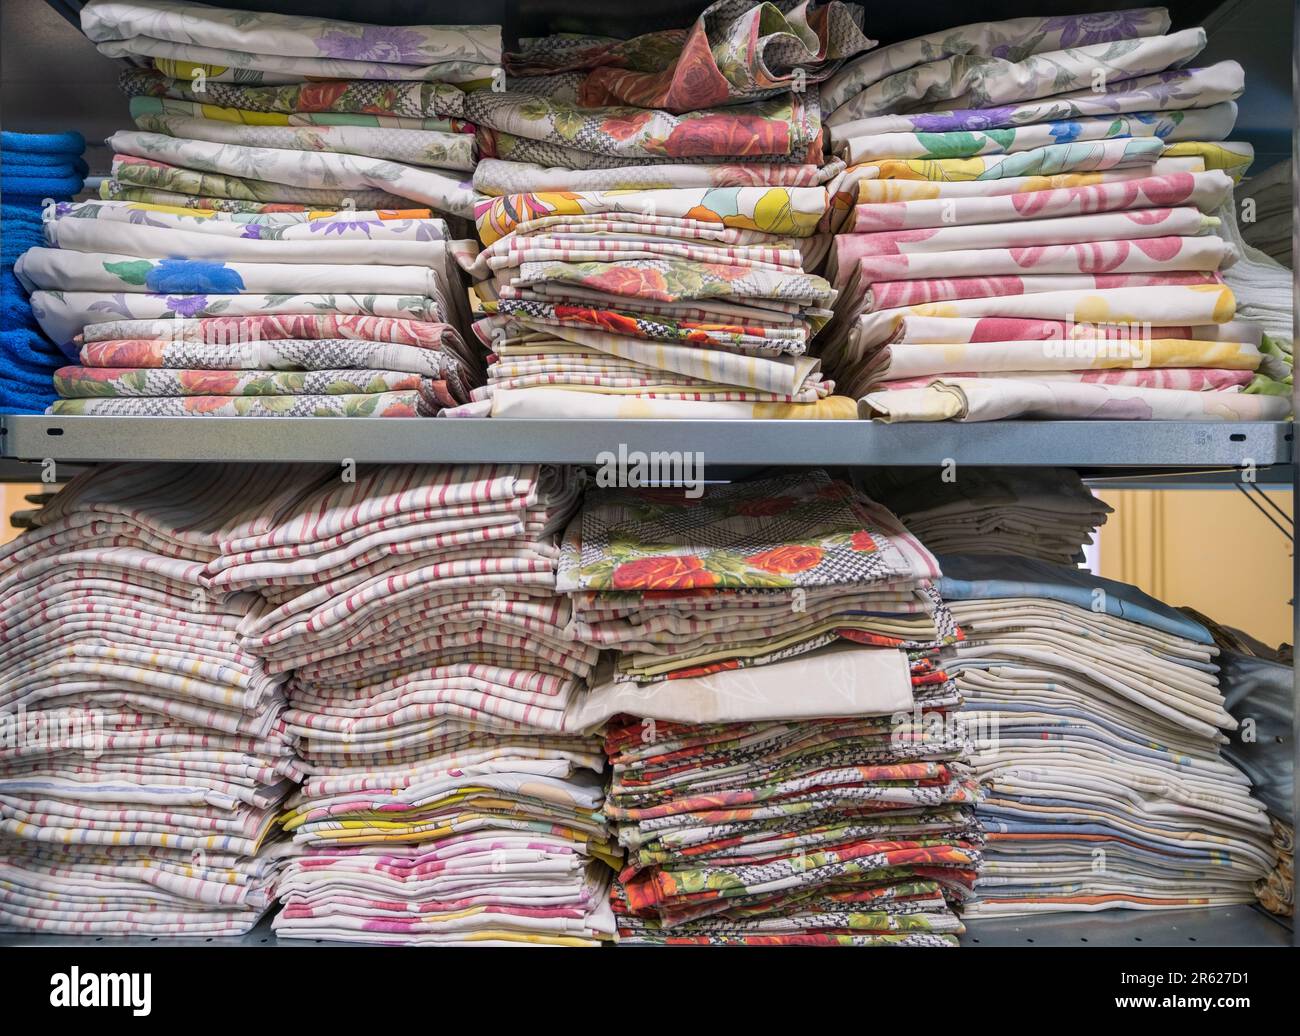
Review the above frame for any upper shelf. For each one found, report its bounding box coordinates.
[0,415,1291,469]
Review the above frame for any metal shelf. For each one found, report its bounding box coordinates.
[0,905,1289,947]
[0,416,1292,470]
[962,906,1293,948]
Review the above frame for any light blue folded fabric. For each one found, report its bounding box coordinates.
[937,553,1213,644]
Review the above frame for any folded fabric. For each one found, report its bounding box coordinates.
[82,0,501,83]
[862,377,1292,421]
[830,61,1245,138]
[828,27,1207,125]
[507,0,873,112]
[472,157,842,195]
[462,89,821,165]
[49,391,432,417]
[132,111,478,172]
[118,68,467,120]
[821,7,1173,113]
[108,130,479,218]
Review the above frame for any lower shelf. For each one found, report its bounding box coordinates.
[0,905,1291,948]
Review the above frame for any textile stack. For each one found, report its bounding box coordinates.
[457,186,854,419]
[480,0,869,192]
[858,467,1111,565]
[0,465,305,936]
[0,130,87,413]
[814,6,1294,421]
[557,470,983,944]
[80,0,492,220]
[443,0,875,420]
[22,202,479,418]
[199,463,616,945]
[939,554,1277,915]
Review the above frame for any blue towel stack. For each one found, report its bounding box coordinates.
[1,130,87,413]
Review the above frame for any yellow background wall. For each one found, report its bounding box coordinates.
[1098,488,1293,648]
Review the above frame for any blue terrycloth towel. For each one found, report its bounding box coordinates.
[1,130,85,412]
[0,130,86,154]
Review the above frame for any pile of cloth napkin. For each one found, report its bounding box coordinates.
[193,463,616,944]
[0,464,306,935]
[19,200,479,417]
[1,130,87,413]
[939,554,1277,914]
[79,0,495,221]
[813,6,1292,421]
[554,469,983,943]
[450,186,854,419]
[859,466,1112,565]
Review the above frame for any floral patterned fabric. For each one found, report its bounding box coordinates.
[49,389,439,417]
[506,0,873,113]
[472,156,842,196]
[836,103,1237,163]
[81,0,501,83]
[132,110,478,172]
[475,185,827,246]
[821,6,1172,113]
[827,27,1206,125]
[462,88,821,165]
[119,67,467,119]
[830,61,1245,139]
[108,130,479,218]
[128,95,473,132]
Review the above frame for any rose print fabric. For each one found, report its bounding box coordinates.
[461,89,822,165]
[81,0,501,84]
[506,0,873,112]
[118,67,468,120]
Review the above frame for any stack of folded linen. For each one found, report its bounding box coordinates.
[18,200,479,417]
[939,554,1277,915]
[821,166,1293,420]
[468,0,871,197]
[196,462,614,944]
[1,130,87,413]
[0,464,306,936]
[595,682,983,946]
[79,0,495,220]
[448,186,854,419]
[556,468,957,680]
[812,7,1291,420]
[822,8,1252,186]
[859,467,1112,565]
[555,470,982,944]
